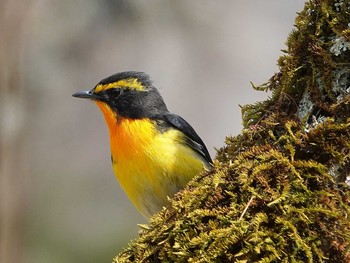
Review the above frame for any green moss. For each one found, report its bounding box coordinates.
[114,0,350,262]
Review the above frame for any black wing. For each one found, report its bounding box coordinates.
[157,113,212,164]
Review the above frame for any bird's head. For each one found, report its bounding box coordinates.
[72,71,168,119]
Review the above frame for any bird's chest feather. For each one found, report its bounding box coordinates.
[108,117,182,188]
[96,102,204,217]
[110,118,187,216]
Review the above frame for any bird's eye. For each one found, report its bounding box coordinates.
[102,88,122,100]
[109,88,122,98]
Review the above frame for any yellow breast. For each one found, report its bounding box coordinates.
[96,102,206,218]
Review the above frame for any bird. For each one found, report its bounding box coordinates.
[72,71,212,218]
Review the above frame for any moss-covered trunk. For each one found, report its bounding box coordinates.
[114,0,350,262]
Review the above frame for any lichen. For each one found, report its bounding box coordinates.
[297,92,314,123]
[332,68,350,101]
[114,0,350,262]
[330,36,350,56]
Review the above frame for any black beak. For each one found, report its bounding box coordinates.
[72,90,96,100]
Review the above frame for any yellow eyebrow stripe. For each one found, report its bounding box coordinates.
[95,78,145,92]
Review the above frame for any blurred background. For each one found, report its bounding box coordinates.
[1,1,306,262]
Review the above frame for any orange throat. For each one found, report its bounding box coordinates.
[95,101,154,160]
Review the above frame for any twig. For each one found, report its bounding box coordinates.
[239,196,255,221]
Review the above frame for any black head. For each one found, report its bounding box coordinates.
[72,71,169,119]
